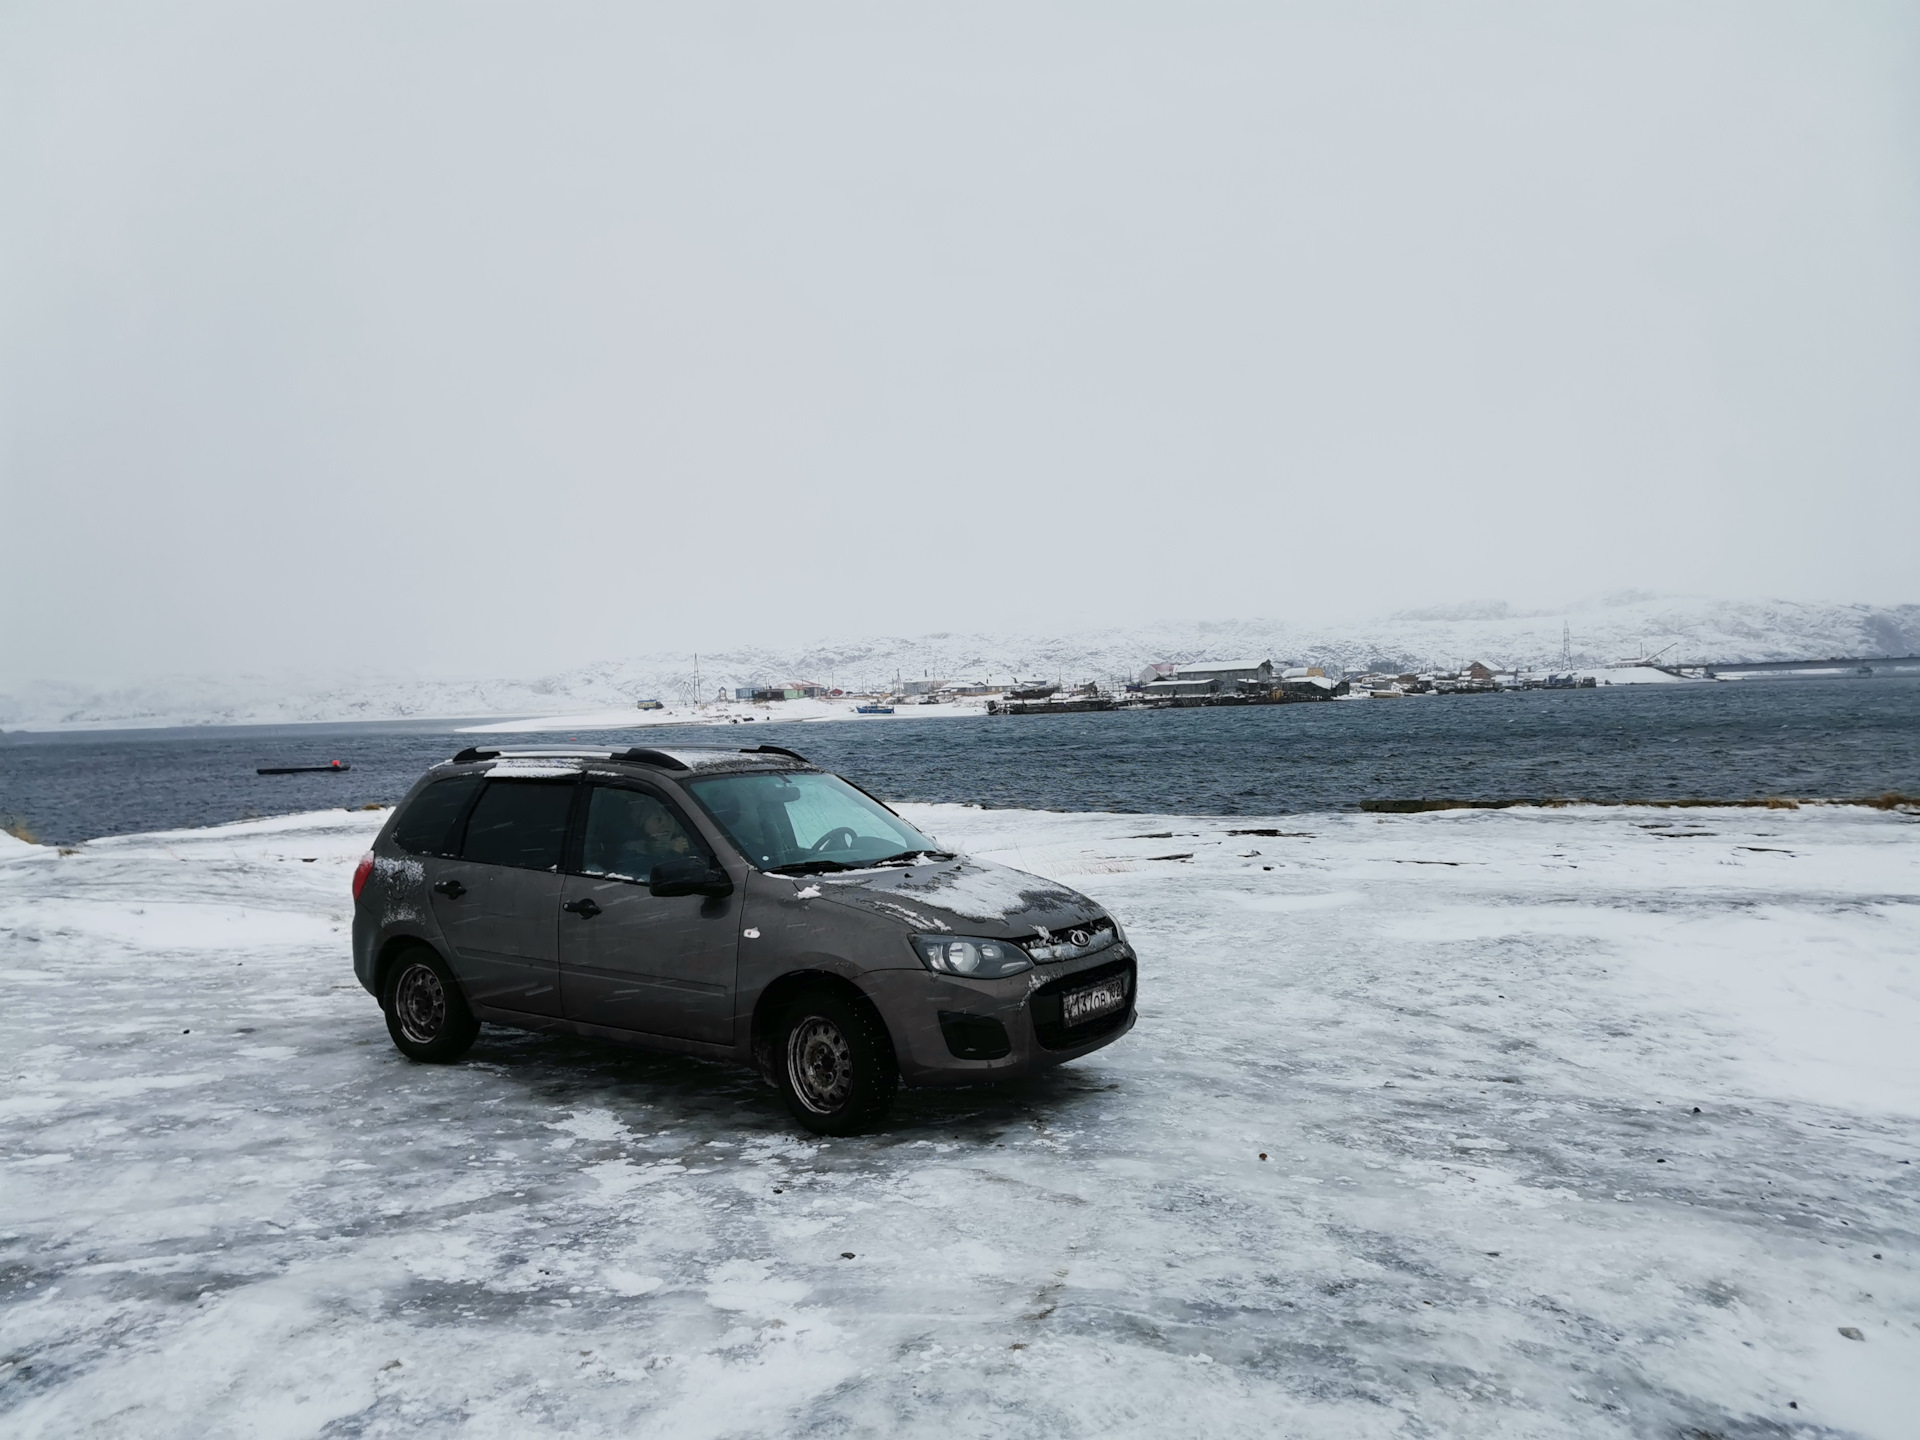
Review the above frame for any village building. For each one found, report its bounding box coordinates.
[733,679,829,701]
[1173,659,1276,686]
[1142,678,1222,699]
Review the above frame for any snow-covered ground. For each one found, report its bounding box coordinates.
[2,802,1916,1437]
[6,593,1915,730]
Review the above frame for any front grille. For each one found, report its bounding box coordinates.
[1028,956,1135,1051]
[1021,918,1119,964]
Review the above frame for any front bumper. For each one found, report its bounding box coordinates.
[864,944,1138,1086]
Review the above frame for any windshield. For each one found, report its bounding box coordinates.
[685,770,943,872]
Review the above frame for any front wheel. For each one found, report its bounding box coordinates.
[776,990,898,1135]
[382,947,479,1063]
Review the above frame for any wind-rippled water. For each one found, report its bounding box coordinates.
[3,676,1916,846]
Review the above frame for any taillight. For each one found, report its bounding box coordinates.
[352,852,374,901]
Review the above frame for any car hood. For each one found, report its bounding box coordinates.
[804,855,1106,938]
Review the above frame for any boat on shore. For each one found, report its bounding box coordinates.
[989,696,1115,715]
[855,704,895,715]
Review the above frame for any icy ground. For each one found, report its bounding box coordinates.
[2,804,1917,1438]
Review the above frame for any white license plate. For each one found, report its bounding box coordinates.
[1061,974,1128,1026]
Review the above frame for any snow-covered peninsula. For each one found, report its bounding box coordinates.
[5,594,1916,731]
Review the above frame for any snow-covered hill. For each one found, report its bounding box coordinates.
[5,593,1916,729]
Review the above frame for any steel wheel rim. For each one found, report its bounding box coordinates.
[787,1016,854,1113]
[395,964,447,1044]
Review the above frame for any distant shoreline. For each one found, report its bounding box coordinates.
[4,661,1910,736]
[0,714,529,739]
[456,698,992,734]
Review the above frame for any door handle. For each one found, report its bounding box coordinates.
[562,897,602,919]
[433,879,467,899]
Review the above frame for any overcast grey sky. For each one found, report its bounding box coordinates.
[3,1,1916,686]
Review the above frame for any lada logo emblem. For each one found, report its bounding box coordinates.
[1070,930,1089,948]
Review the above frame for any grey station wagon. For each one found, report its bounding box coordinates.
[350,745,1136,1133]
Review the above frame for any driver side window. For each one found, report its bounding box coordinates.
[579,787,704,883]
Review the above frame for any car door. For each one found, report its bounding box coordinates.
[558,782,740,1044]
[427,777,574,1016]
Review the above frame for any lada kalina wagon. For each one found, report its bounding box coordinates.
[350,745,1136,1133]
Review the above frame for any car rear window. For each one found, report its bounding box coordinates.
[460,780,575,871]
[391,775,483,856]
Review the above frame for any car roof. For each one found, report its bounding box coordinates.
[438,744,814,780]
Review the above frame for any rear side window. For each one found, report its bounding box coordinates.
[392,775,483,856]
[460,781,575,871]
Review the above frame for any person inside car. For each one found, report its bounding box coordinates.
[639,802,694,868]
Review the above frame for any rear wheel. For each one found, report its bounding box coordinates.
[382,947,479,1063]
[776,990,898,1135]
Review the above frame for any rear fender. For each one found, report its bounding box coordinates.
[370,930,451,1004]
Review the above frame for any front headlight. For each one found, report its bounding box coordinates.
[911,934,1033,979]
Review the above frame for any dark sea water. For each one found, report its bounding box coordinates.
[3,677,1916,846]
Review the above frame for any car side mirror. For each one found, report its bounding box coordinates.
[649,855,733,898]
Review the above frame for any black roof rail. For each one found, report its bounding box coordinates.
[741,745,810,764]
[615,747,691,770]
[451,747,500,764]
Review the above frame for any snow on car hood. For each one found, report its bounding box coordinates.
[813,855,1104,936]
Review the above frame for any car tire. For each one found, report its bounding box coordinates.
[382,946,479,1063]
[775,989,898,1135]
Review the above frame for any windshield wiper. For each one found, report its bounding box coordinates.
[767,858,871,876]
[768,849,954,876]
